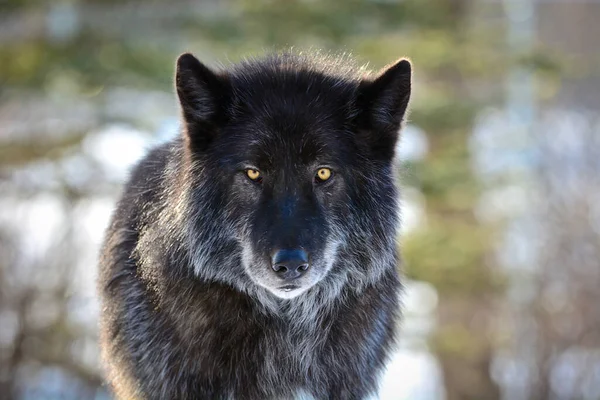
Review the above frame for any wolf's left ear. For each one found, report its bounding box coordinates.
[176,53,230,151]
[357,59,412,157]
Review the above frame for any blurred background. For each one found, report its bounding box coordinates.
[1,0,599,399]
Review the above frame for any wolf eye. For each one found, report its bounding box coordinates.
[245,169,262,182]
[315,168,332,182]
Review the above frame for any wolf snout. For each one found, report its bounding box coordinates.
[271,249,310,281]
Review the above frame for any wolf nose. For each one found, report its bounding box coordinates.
[271,249,310,280]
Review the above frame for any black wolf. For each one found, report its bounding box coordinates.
[98,51,411,399]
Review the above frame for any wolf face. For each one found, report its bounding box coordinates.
[175,53,411,299]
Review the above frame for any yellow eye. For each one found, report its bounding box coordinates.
[316,168,332,182]
[246,169,262,181]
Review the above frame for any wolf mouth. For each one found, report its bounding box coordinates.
[279,285,299,292]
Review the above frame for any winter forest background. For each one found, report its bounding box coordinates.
[1,0,600,399]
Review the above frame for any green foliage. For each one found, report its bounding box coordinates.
[0,35,172,92]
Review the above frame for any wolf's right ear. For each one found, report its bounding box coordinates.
[175,53,230,151]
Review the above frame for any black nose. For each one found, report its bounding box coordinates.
[271,249,310,281]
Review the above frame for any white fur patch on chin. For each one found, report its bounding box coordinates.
[268,285,311,299]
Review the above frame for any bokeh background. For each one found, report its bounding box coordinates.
[1,0,599,399]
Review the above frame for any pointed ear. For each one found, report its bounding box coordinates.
[357,59,412,158]
[175,53,230,151]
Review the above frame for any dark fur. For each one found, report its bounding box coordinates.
[98,52,411,399]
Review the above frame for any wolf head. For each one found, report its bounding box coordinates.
[174,52,411,300]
